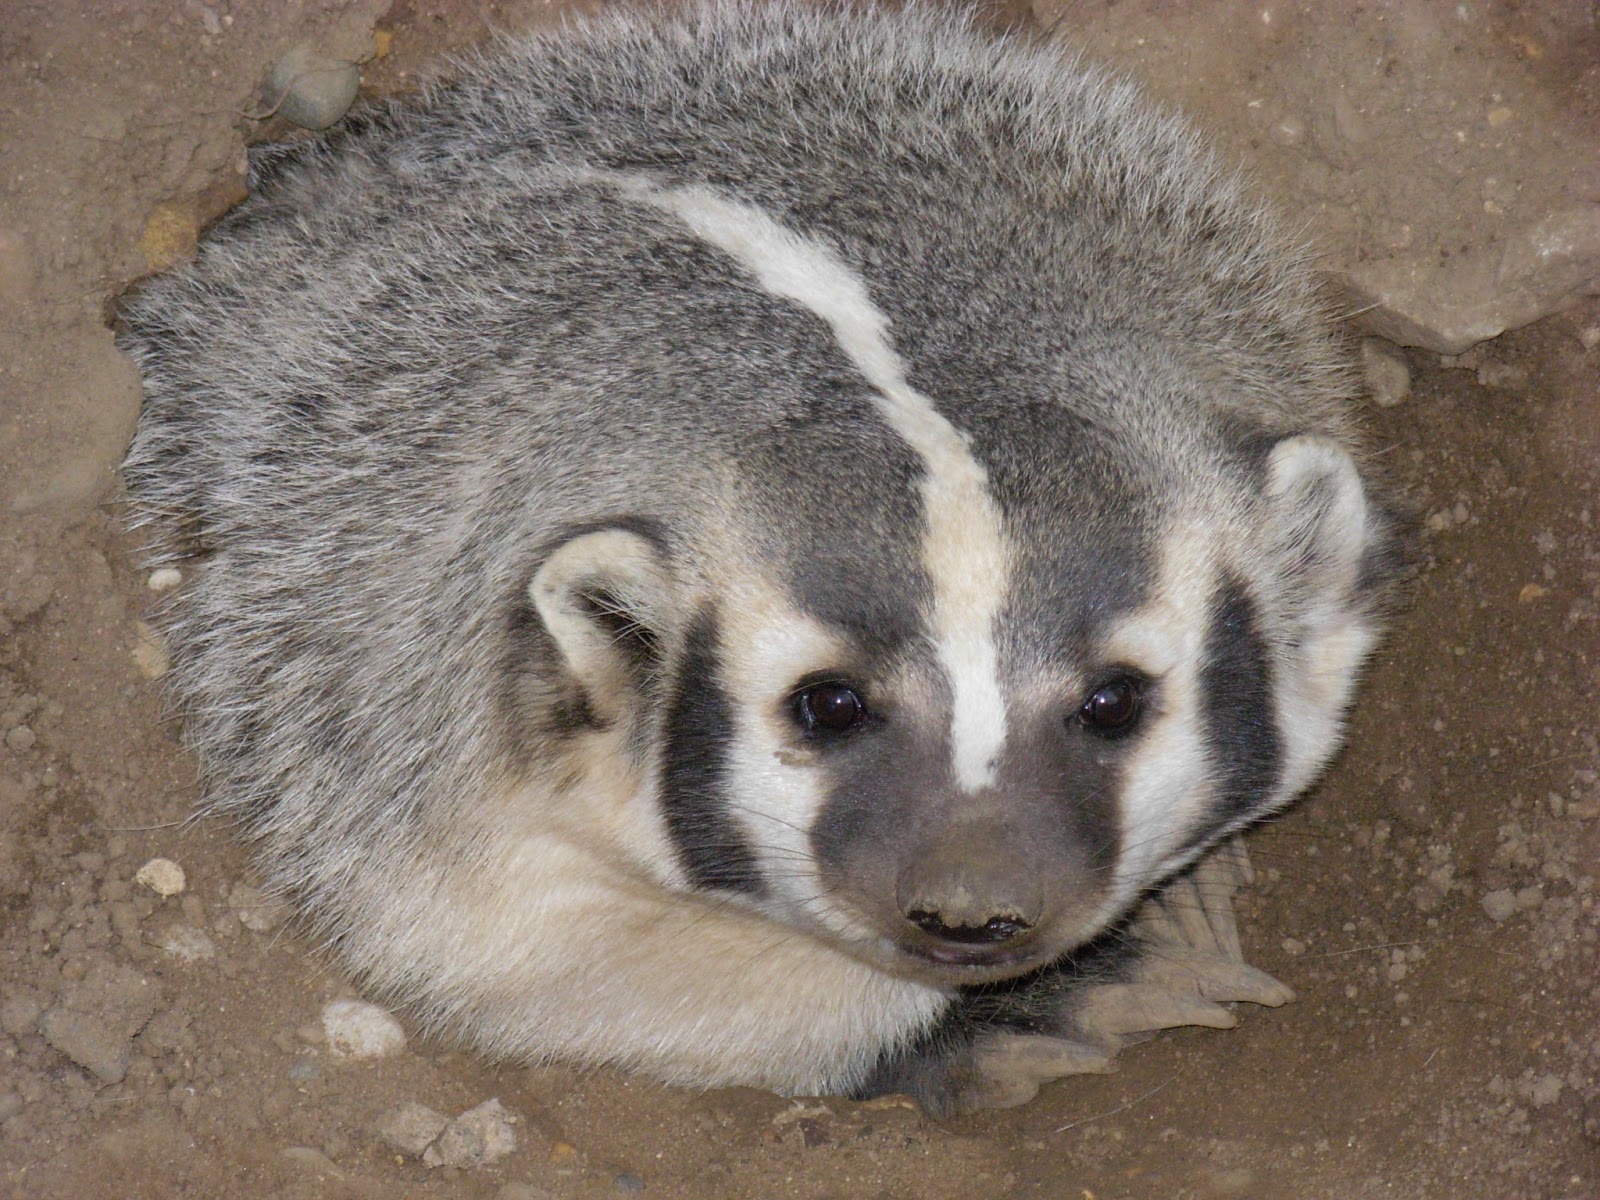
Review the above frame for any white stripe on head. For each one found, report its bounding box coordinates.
[613,177,1010,792]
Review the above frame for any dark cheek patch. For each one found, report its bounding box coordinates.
[659,611,764,895]
[1200,576,1282,824]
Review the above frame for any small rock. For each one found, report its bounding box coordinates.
[135,858,186,897]
[265,45,361,131]
[1515,885,1545,911]
[4,725,35,753]
[147,567,183,592]
[229,882,290,933]
[376,1101,449,1158]
[614,1172,646,1192]
[0,1091,23,1123]
[424,1098,517,1169]
[1361,337,1412,407]
[322,999,406,1059]
[1481,889,1519,922]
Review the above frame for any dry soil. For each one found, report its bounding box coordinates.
[1,3,1597,1198]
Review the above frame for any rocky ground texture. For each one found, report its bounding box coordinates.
[1,2,1597,1198]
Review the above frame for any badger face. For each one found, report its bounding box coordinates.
[526,420,1388,991]
[507,182,1394,993]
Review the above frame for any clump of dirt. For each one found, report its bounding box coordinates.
[2,3,1596,1198]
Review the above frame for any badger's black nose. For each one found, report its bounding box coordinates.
[896,826,1045,958]
[905,908,1034,944]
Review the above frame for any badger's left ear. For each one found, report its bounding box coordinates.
[1263,436,1372,599]
[1260,435,1399,714]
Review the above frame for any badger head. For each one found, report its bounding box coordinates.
[514,403,1398,992]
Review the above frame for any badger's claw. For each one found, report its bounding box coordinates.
[1071,836,1294,1048]
[963,1032,1114,1110]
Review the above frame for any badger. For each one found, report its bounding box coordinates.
[119,1,1400,1113]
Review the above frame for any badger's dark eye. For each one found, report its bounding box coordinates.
[794,682,869,737]
[1077,676,1145,737]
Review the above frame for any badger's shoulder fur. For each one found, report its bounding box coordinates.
[120,0,1401,1109]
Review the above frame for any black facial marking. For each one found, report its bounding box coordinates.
[1201,575,1282,822]
[659,611,763,895]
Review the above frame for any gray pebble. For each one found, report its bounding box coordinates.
[375,1101,449,1158]
[1361,337,1411,407]
[614,1172,646,1192]
[265,45,361,131]
[423,1097,517,1169]
[322,998,406,1058]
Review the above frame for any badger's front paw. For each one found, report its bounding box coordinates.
[1067,837,1295,1048]
[955,1031,1114,1111]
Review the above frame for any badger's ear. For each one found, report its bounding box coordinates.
[1261,435,1398,720]
[1263,435,1372,600]
[528,525,680,722]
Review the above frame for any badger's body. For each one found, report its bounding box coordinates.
[121,2,1399,1112]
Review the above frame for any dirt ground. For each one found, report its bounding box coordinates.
[2,2,1598,1198]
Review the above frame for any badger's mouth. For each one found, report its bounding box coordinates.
[879,912,1110,986]
[897,937,1049,973]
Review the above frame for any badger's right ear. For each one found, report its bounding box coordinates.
[527,525,681,723]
